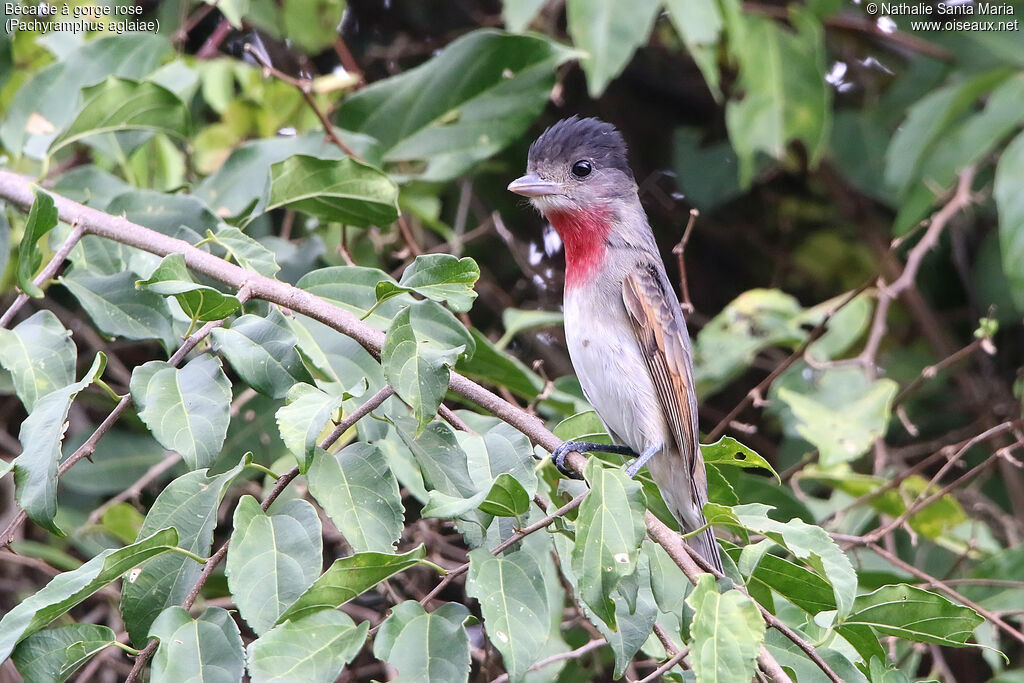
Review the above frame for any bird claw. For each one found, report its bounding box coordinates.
[550,441,585,480]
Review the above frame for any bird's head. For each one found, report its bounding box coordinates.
[508,116,636,216]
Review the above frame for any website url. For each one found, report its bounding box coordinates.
[909,19,1020,30]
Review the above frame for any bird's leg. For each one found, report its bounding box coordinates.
[624,443,663,478]
[550,441,639,478]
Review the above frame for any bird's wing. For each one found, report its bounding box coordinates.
[621,266,707,500]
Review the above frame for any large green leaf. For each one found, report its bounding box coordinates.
[0,33,172,158]
[11,623,115,683]
[376,254,480,313]
[566,0,661,97]
[129,354,232,470]
[136,253,241,322]
[275,383,345,472]
[121,459,247,645]
[465,549,549,681]
[373,601,471,683]
[106,189,217,239]
[307,442,404,553]
[297,266,413,330]
[227,496,323,635]
[205,225,280,277]
[382,301,474,430]
[996,129,1024,310]
[687,573,765,683]
[149,607,245,682]
[16,189,58,298]
[846,584,983,646]
[50,77,188,153]
[195,132,380,219]
[336,30,569,182]
[572,459,647,629]
[502,0,546,32]
[724,9,830,187]
[0,310,75,412]
[734,503,857,618]
[60,270,176,351]
[11,354,105,535]
[277,545,427,623]
[774,366,897,468]
[264,155,399,227]
[212,308,311,399]
[0,528,178,661]
[392,417,478,501]
[665,0,724,98]
[246,611,368,683]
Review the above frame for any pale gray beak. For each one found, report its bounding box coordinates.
[508,174,561,197]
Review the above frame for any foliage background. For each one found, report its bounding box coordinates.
[1,0,1024,681]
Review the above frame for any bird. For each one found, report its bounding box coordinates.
[507,116,722,572]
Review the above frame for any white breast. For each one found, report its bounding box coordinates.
[563,289,668,453]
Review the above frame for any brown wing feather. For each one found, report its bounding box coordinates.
[621,267,707,502]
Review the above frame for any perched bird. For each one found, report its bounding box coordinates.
[508,116,722,571]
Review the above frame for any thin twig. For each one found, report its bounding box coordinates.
[0,220,85,328]
[672,208,699,314]
[636,646,690,683]
[489,638,607,683]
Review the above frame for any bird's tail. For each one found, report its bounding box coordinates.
[685,523,723,574]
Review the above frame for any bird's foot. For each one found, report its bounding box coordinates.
[624,443,664,478]
[550,441,638,479]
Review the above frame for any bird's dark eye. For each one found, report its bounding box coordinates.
[571,160,592,178]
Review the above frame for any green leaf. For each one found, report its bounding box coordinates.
[466,549,549,681]
[775,367,897,468]
[336,30,570,182]
[377,254,480,313]
[282,0,346,53]
[734,503,857,618]
[373,601,471,683]
[12,623,115,682]
[121,460,247,645]
[60,270,176,351]
[195,132,380,219]
[502,0,546,32]
[566,0,661,97]
[277,545,428,623]
[107,189,217,240]
[687,574,765,683]
[61,430,169,496]
[206,225,280,277]
[227,496,323,635]
[382,301,474,430]
[16,189,59,298]
[130,354,232,470]
[885,69,1011,197]
[0,528,178,661]
[247,611,369,683]
[724,9,830,187]
[0,33,173,158]
[50,77,189,153]
[307,442,404,553]
[497,308,564,349]
[478,473,531,517]
[136,253,241,322]
[212,308,312,399]
[996,129,1024,310]
[275,383,344,472]
[572,459,647,629]
[456,328,546,400]
[265,155,399,227]
[744,549,837,616]
[393,417,478,501]
[149,607,245,682]
[665,0,724,98]
[12,354,105,535]
[701,436,779,481]
[846,584,983,647]
[298,266,413,330]
[0,310,75,411]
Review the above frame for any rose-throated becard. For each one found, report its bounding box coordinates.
[508,116,722,572]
